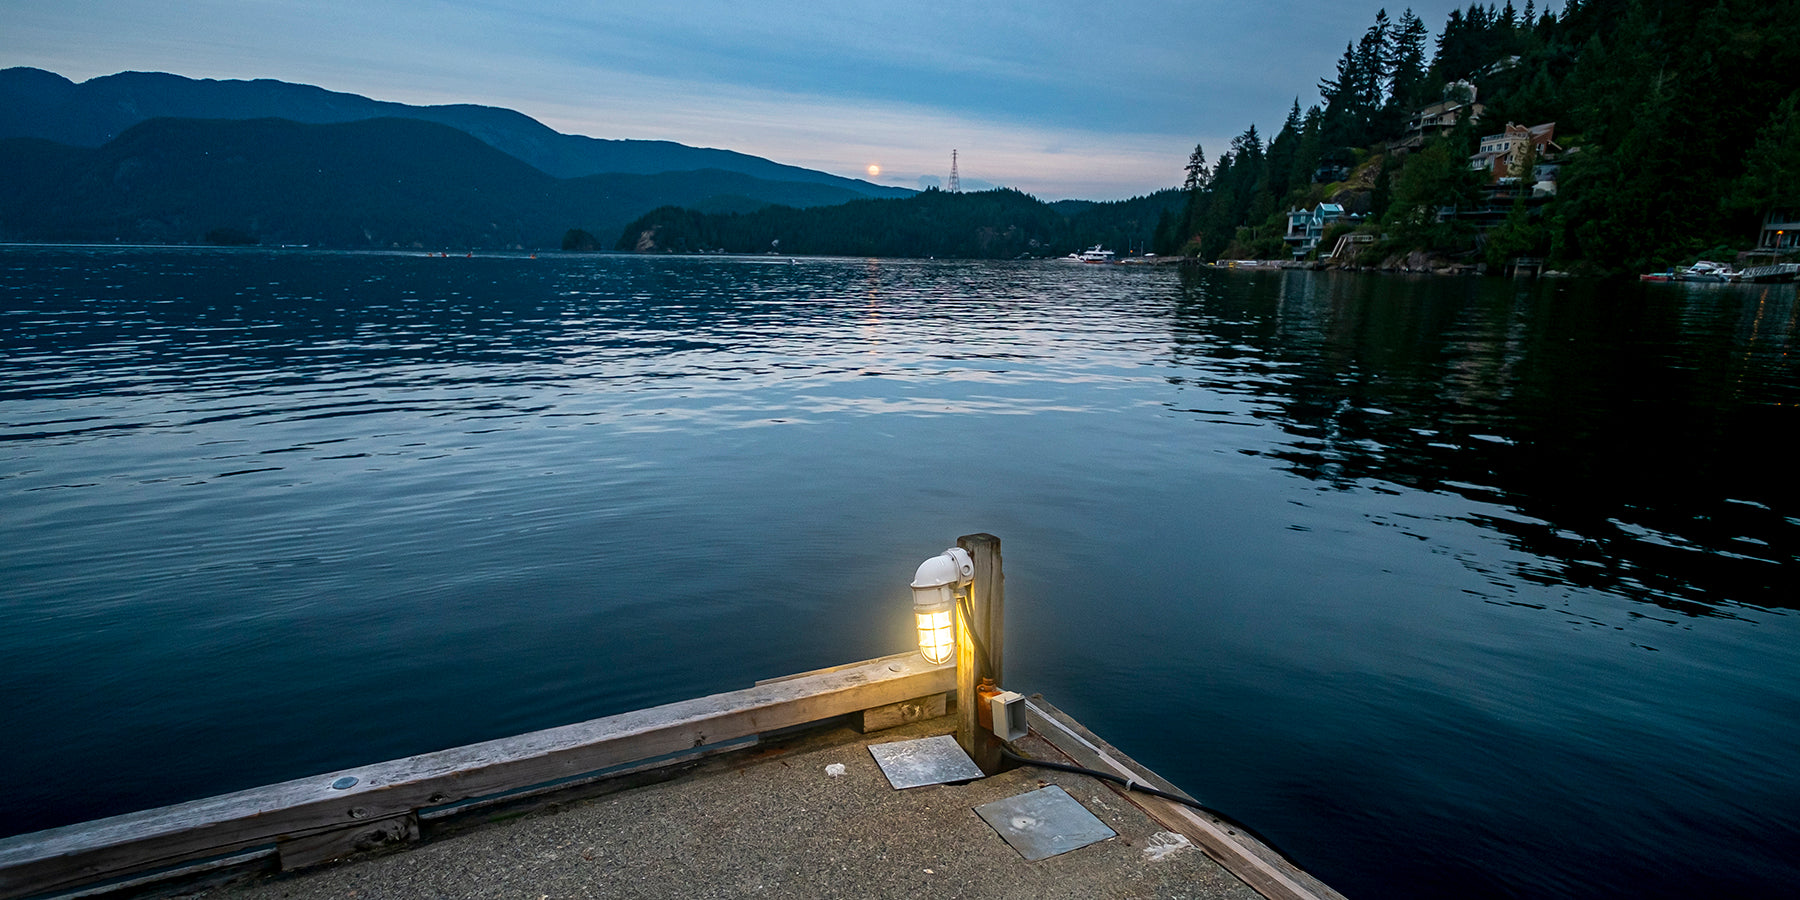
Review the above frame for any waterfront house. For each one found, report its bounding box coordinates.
[1469,122,1561,181]
[1286,203,1351,257]
[1757,208,1800,252]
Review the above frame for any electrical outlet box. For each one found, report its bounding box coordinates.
[989,690,1028,742]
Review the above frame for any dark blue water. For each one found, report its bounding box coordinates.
[3,246,1796,899]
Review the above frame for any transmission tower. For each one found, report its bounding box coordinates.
[948,149,961,193]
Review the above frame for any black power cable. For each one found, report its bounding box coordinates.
[997,745,1299,867]
[954,581,1301,868]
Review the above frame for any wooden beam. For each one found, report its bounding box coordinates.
[275,813,418,871]
[856,693,947,733]
[960,532,1004,680]
[753,650,920,687]
[1022,697,1347,900]
[956,532,1006,774]
[0,654,952,899]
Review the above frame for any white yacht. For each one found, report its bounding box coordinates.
[1062,245,1116,263]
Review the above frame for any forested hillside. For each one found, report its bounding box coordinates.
[0,117,873,248]
[617,188,1182,259]
[1154,0,1800,273]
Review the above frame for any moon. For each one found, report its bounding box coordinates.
[867,164,881,177]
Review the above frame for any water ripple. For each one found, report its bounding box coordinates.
[2,247,1797,900]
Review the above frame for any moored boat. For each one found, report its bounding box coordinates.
[1676,260,1736,281]
[1061,245,1116,263]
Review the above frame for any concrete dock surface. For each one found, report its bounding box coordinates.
[196,714,1273,900]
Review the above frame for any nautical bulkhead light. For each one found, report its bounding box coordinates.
[910,547,973,664]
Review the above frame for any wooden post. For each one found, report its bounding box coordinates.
[955,532,1006,774]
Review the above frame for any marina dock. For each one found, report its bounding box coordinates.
[1,535,1344,900]
[0,657,1343,900]
[199,702,1325,900]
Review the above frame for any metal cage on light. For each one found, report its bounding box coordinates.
[910,547,973,664]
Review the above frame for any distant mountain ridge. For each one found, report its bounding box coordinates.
[0,67,911,198]
[0,116,876,248]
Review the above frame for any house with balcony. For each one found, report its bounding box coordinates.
[1387,81,1484,156]
[1469,122,1561,181]
[1757,208,1800,252]
[1285,203,1351,257]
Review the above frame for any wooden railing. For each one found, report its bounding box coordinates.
[0,652,953,899]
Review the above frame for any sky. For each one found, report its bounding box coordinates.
[4,0,1473,200]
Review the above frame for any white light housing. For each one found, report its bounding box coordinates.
[911,548,973,664]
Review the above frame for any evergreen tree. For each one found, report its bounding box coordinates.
[1353,14,1390,139]
[1389,9,1432,112]
[1153,207,1179,255]
[1265,101,1305,199]
[1176,143,1212,251]
[1230,125,1264,162]
[1319,42,1360,125]
[1732,91,1800,213]
[1292,105,1327,189]
[1160,0,1800,267]
[1183,143,1209,192]
[1383,125,1483,248]
[1433,7,1467,81]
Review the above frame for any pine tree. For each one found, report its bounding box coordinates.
[1432,9,1468,80]
[1183,144,1209,192]
[1355,13,1392,124]
[1390,9,1432,111]
[1292,105,1327,189]
[1320,43,1358,112]
[1266,100,1305,198]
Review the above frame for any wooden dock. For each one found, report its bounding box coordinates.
[3,535,1343,900]
[0,656,1342,900]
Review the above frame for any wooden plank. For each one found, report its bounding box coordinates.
[415,737,757,824]
[754,650,921,687]
[856,693,947,733]
[0,654,953,899]
[54,849,275,900]
[1022,697,1347,900]
[275,813,418,870]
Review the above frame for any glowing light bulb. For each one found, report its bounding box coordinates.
[911,548,972,664]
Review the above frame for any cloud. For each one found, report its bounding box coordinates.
[2,0,1482,199]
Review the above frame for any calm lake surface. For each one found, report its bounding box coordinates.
[2,246,1796,899]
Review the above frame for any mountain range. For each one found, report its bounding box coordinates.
[0,67,911,248]
[0,68,907,196]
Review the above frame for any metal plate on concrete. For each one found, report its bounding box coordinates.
[973,785,1116,860]
[868,734,984,789]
